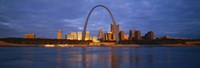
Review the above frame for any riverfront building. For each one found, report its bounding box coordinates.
[111,23,119,41]
[77,32,82,40]
[134,30,141,40]
[24,33,36,39]
[119,31,125,41]
[98,28,103,40]
[129,29,135,40]
[57,30,62,39]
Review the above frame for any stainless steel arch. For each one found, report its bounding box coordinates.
[82,5,118,41]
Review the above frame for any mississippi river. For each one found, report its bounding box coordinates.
[0,45,200,68]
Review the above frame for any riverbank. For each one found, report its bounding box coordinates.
[0,41,199,47]
[1,38,200,47]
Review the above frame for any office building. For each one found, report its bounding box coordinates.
[118,31,125,41]
[104,33,107,41]
[24,33,36,39]
[134,30,141,40]
[57,30,62,39]
[66,34,73,40]
[129,29,135,40]
[98,28,103,40]
[124,34,129,40]
[85,31,90,40]
[71,32,77,40]
[77,32,82,40]
[143,31,154,40]
[111,23,119,41]
[89,36,93,40]
[148,31,154,40]
[104,32,112,41]
[107,32,113,41]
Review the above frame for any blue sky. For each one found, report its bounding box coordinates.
[0,0,200,39]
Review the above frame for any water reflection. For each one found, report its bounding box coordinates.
[55,47,159,68]
[1,47,200,68]
[56,48,61,68]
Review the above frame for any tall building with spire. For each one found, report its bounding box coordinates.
[111,23,119,41]
[98,28,103,40]
[57,30,62,39]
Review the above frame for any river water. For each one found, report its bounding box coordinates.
[0,45,200,68]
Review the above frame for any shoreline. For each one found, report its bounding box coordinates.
[0,41,199,47]
[0,43,199,47]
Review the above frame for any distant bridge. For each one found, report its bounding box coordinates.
[82,5,118,42]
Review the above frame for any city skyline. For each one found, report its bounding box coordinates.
[54,22,154,42]
[0,0,200,39]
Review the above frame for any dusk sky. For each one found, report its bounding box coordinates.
[0,0,200,39]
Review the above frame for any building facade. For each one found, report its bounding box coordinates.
[104,32,113,41]
[66,34,73,40]
[77,32,82,40]
[111,23,119,41]
[124,34,129,40]
[148,31,154,40]
[129,29,135,40]
[57,30,62,39]
[134,30,141,40]
[118,31,125,41]
[71,32,77,40]
[24,33,36,39]
[85,31,90,40]
[98,28,103,40]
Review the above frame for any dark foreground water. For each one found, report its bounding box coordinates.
[0,46,200,68]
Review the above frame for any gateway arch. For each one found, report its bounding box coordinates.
[82,5,118,41]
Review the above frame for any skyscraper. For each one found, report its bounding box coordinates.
[111,23,119,41]
[107,32,113,41]
[104,32,113,41]
[145,31,154,40]
[71,32,77,40]
[118,31,125,41]
[129,29,135,40]
[24,33,36,39]
[57,30,62,39]
[77,32,82,40]
[98,28,103,40]
[148,31,154,40]
[135,30,141,40]
[85,31,90,40]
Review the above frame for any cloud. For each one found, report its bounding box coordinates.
[0,0,200,38]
